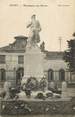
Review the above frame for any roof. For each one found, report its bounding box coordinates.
[44,50,64,60]
[0,36,28,53]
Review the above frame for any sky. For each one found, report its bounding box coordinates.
[0,0,75,51]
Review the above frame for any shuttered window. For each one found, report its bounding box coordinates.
[18,55,24,64]
[0,55,5,64]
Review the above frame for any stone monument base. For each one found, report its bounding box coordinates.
[22,45,45,83]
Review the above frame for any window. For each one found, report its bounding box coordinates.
[59,69,65,81]
[48,69,54,82]
[0,55,5,64]
[16,67,24,85]
[0,69,6,81]
[18,55,24,64]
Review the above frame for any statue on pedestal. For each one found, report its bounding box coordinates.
[40,41,45,52]
[3,80,11,100]
[22,15,44,86]
[26,15,41,47]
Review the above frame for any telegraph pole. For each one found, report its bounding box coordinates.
[59,37,62,52]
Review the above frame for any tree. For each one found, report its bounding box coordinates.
[64,33,75,72]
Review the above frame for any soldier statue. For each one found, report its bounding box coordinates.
[27,15,41,47]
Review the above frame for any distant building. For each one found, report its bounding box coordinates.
[0,36,72,87]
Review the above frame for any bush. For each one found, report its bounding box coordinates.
[25,77,38,91]
[39,78,47,91]
[0,91,6,98]
[35,92,45,100]
[46,92,53,98]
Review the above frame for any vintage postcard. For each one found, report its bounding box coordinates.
[0,0,75,116]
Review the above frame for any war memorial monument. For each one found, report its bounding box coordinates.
[23,14,44,82]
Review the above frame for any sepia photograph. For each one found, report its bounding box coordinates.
[0,0,75,117]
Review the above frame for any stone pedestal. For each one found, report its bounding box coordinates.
[61,81,68,98]
[22,45,44,83]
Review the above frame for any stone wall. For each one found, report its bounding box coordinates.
[1,98,75,115]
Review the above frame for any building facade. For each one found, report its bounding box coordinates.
[0,36,72,87]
